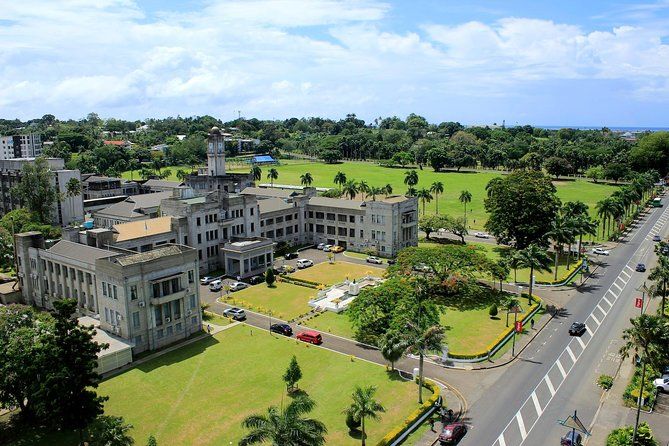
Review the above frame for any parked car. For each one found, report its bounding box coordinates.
[560,431,582,446]
[275,265,296,274]
[661,246,669,255]
[323,244,332,252]
[653,235,662,242]
[413,263,431,273]
[223,307,246,321]
[592,247,609,256]
[387,258,397,265]
[316,243,326,250]
[248,275,264,285]
[636,263,647,272]
[284,252,299,260]
[229,282,248,292]
[654,376,669,393]
[270,323,293,336]
[200,276,218,285]
[330,245,344,253]
[366,256,383,264]
[296,259,314,269]
[569,322,587,336]
[474,232,490,239]
[209,279,223,292]
[296,330,323,345]
[439,422,467,445]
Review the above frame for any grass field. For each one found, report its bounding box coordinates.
[303,310,356,339]
[3,325,424,446]
[291,261,385,285]
[224,281,316,320]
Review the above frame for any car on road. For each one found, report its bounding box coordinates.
[200,276,218,285]
[438,422,467,445]
[296,259,314,269]
[636,263,647,272]
[270,323,293,336]
[560,431,583,446]
[592,247,609,256]
[366,256,383,264]
[209,279,223,291]
[275,265,295,274]
[330,245,344,253]
[296,330,323,345]
[223,307,246,321]
[284,252,299,260]
[323,244,332,252]
[229,282,248,292]
[653,235,662,242]
[474,232,490,239]
[569,322,587,336]
[316,243,326,250]
[655,376,669,393]
[248,275,264,285]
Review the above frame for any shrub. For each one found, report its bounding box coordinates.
[489,304,498,318]
[606,422,657,446]
[598,374,614,390]
[345,412,361,432]
[265,268,275,287]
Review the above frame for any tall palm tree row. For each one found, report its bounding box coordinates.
[547,214,574,280]
[431,181,444,214]
[342,180,358,200]
[358,181,370,200]
[383,183,393,197]
[515,244,552,302]
[343,386,386,446]
[459,190,472,225]
[416,188,433,215]
[649,255,669,318]
[267,168,279,188]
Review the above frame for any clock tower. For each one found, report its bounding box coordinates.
[207,126,226,176]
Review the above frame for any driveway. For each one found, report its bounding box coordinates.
[273,248,388,270]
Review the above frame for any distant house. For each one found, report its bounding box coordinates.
[251,155,277,165]
[103,140,132,149]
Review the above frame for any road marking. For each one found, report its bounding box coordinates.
[566,345,577,363]
[602,295,612,307]
[545,375,556,396]
[625,265,634,272]
[498,434,507,446]
[590,313,601,326]
[585,325,594,337]
[531,392,543,417]
[607,289,619,301]
[556,360,567,378]
[620,270,631,279]
[576,336,586,350]
[612,282,623,292]
[596,304,607,317]
[516,412,527,440]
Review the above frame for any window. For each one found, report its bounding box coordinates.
[166,326,173,336]
[338,227,347,236]
[157,329,164,339]
[63,267,68,278]
[316,212,324,219]
[130,285,137,300]
[152,283,160,298]
[316,224,324,234]
[286,226,293,235]
[286,214,292,221]
[349,215,355,223]
[360,230,364,238]
[56,264,61,275]
[188,270,194,283]
[196,217,201,226]
[250,207,254,216]
[338,214,347,222]
[197,234,202,243]
[189,295,196,309]
[112,285,117,299]
[309,223,314,231]
[132,311,140,328]
[349,228,355,237]
[250,222,254,232]
[104,307,110,322]
[327,226,335,235]
[309,211,314,218]
[173,300,181,320]
[276,216,284,223]
[327,213,335,221]
[176,322,182,332]
[162,281,170,296]
[155,306,163,325]
[102,281,107,296]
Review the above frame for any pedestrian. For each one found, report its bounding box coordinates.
[439,406,446,423]
[429,416,435,432]
[207,324,211,334]
[530,319,535,330]
[447,409,454,422]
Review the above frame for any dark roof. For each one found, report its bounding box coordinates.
[112,245,188,266]
[143,179,182,189]
[241,187,300,198]
[47,240,119,264]
[258,197,293,214]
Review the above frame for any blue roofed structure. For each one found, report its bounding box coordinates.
[251,155,276,165]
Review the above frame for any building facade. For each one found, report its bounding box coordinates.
[0,133,42,160]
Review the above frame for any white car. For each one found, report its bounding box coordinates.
[200,276,217,285]
[366,256,383,264]
[654,376,669,392]
[229,282,248,292]
[296,259,314,269]
[209,279,223,291]
[474,232,490,239]
[223,307,246,321]
[316,243,326,250]
[592,247,610,256]
[323,244,332,252]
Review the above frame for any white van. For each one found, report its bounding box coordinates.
[296,259,314,269]
[209,279,223,291]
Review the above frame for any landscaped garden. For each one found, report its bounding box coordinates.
[303,310,356,339]
[2,325,428,446]
[223,281,316,320]
[290,260,384,285]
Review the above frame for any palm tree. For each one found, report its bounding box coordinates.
[383,183,393,197]
[619,315,669,444]
[267,168,279,188]
[547,215,573,280]
[404,170,418,196]
[176,169,188,182]
[334,171,347,191]
[342,180,358,200]
[300,172,313,187]
[343,386,386,446]
[563,201,588,217]
[649,255,669,318]
[358,181,370,200]
[572,214,598,256]
[65,178,81,224]
[431,181,444,214]
[416,188,433,215]
[515,244,552,303]
[380,331,405,371]
[459,190,472,225]
[405,324,444,404]
[239,395,327,446]
[251,165,262,182]
[596,198,617,238]
[369,186,384,201]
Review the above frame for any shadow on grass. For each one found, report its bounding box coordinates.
[347,429,364,440]
[287,388,310,399]
[133,335,221,375]
[385,370,409,382]
[0,412,77,446]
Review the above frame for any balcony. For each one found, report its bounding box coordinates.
[151,288,187,306]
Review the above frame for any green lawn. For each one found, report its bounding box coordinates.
[3,325,425,446]
[202,311,232,326]
[303,310,356,339]
[290,261,384,285]
[227,161,616,231]
[225,281,316,320]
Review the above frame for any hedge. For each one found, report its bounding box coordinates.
[447,293,543,360]
[376,379,441,446]
[535,259,583,285]
[277,275,322,289]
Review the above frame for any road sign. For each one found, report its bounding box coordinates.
[515,320,523,333]
[635,297,643,309]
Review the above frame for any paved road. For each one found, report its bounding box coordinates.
[461,202,669,446]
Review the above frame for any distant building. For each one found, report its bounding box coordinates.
[0,133,42,159]
[94,191,172,228]
[82,175,139,199]
[141,179,183,193]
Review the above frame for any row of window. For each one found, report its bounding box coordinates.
[151,277,182,299]
[310,224,363,239]
[308,211,360,223]
[154,299,182,326]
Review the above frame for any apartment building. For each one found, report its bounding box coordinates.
[0,158,83,226]
[0,133,42,159]
[14,231,201,354]
[82,175,139,199]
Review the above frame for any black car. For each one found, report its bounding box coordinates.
[636,263,646,272]
[248,275,264,285]
[270,323,293,336]
[569,322,586,336]
[284,252,299,260]
[387,259,397,265]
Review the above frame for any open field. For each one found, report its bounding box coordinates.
[225,281,315,320]
[2,325,423,446]
[303,310,356,339]
[290,261,385,285]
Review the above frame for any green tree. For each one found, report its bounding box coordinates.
[404,170,419,195]
[459,190,472,225]
[416,188,433,215]
[606,422,658,446]
[585,165,605,183]
[300,172,313,187]
[547,214,574,280]
[65,177,82,224]
[358,180,370,200]
[342,386,386,446]
[489,304,498,318]
[239,395,327,446]
[342,180,358,200]
[176,169,188,182]
[146,435,158,446]
[87,415,135,446]
[419,214,444,240]
[430,181,444,214]
[649,255,669,318]
[265,268,276,288]
[383,183,393,197]
[11,157,59,223]
[629,131,669,176]
[543,156,572,179]
[515,244,552,302]
[406,323,444,404]
[369,186,384,201]
[282,355,302,392]
[334,171,347,191]
[251,165,262,182]
[484,170,560,249]
[267,168,279,188]
[380,330,405,371]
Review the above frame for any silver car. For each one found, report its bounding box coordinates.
[229,282,248,292]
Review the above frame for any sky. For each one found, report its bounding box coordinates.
[1,0,669,127]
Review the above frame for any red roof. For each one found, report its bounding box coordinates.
[103,140,127,146]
